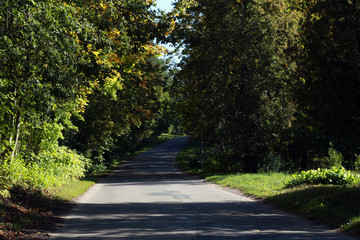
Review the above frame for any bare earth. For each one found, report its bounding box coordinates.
[50,137,356,240]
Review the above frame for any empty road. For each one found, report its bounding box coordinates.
[50,137,355,240]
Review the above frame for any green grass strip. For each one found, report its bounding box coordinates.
[207,173,292,198]
[49,179,95,201]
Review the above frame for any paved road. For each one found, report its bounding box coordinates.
[50,137,356,240]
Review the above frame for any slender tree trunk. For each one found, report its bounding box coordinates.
[9,113,14,146]
[10,94,22,161]
[10,108,21,161]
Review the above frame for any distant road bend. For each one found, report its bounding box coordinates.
[51,137,355,240]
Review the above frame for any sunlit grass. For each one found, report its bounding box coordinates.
[49,179,95,201]
[206,172,292,198]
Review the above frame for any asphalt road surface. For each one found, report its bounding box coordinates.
[50,137,356,240]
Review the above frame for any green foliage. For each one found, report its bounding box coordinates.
[176,137,360,236]
[325,147,343,168]
[311,147,344,169]
[174,0,299,171]
[32,147,90,186]
[287,0,360,168]
[0,146,89,194]
[176,140,204,174]
[0,0,175,194]
[173,0,360,172]
[286,167,359,188]
[354,154,360,172]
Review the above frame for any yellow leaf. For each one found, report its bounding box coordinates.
[100,2,108,10]
[92,49,102,57]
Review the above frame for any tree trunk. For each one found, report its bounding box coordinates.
[10,109,21,161]
[10,94,22,161]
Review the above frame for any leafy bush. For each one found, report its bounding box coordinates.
[325,147,343,168]
[286,166,359,188]
[354,154,360,172]
[311,147,344,169]
[0,146,90,195]
[28,146,91,188]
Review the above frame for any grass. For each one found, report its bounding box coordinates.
[207,172,292,198]
[49,179,95,201]
[176,140,360,238]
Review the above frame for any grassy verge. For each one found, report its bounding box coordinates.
[177,141,360,238]
[49,179,96,201]
[206,173,292,198]
[0,133,178,239]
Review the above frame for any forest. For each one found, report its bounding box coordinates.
[0,0,360,196]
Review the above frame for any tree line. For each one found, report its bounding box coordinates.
[1,0,359,194]
[0,0,178,193]
[173,0,360,172]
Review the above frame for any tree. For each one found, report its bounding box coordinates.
[0,0,97,161]
[174,0,298,171]
[62,0,175,168]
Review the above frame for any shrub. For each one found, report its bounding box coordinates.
[29,146,91,188]
[0,146,90,195]
[325,147,343,168]
[354,154,360,172]
[286,166,359,188]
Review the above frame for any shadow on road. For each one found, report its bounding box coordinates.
[52,201,348,240]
